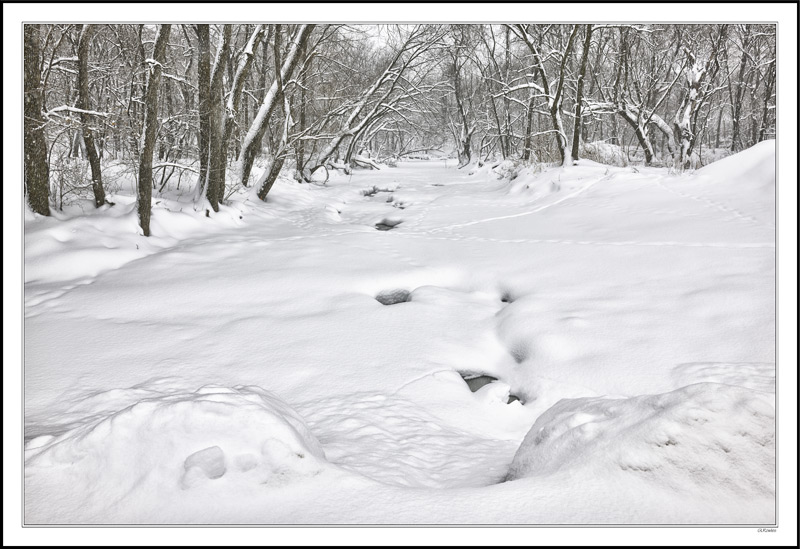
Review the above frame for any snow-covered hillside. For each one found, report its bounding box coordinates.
[24,142,776,524]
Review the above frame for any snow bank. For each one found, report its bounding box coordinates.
[699,139,775,193]
[25,386,326,523]
[683,139,775,227]
[507,383,774,500]
[582,141,627,166]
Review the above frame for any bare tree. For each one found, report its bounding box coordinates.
[672,26,727,169]
[445,26,478,168]
[255,24,291,201]
[571,25,594,162]
[195,25,210,199]
[137,24,171,236]
[238,24,315,187]
[77,25,106,207]
[311,25,445,171]
[204,24,232,211]
[24,24,50,216]
[512,24,579,165]
[758,57,775,142]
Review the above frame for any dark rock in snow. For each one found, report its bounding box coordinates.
[376,289,411,305]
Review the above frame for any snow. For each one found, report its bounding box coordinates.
[507,383,775,502]
[25,385,326,523]
[23,142,776,524]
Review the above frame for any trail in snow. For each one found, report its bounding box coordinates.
[428,167,610,232]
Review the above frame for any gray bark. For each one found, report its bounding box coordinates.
[195,25,210,196]
[206,24,232,211]
[571,25,593,162]
[24,24,50,216]
[256,24,289,201]
[137,25,171,236]
[77,25,106,207]
[238,25,314,187]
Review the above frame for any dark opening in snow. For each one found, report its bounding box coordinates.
[500,291,515,304]
[375,289,411,305]
[375,219,402,231]
[460,373,498,392]
[459,372,522,405]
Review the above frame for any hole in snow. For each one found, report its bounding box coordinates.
[500,291,515,304]
[459,373,523,405]
[375,219,402,231]
[375,289,411,305]
[460,373,498,392]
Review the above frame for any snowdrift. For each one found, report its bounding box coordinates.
[507,383,775,500]
[25,386,326,523]
[698,139,775,192]
[694,139,775,227]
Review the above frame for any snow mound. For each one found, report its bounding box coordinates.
[699,140,775,192]
[582,141,626,165]
[25,385,326,522]
[507,383,774,499]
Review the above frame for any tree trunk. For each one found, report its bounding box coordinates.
[77,25,106,207]
[513,24,576,165]
[571,25,593,163]
[759,58,775,142]
[256,24,290,201]
[137,25,171,236]
[24,24,50,216]
[552,26,578,165]
[730,25,751,152]
[223,25,264,146]
[295,40,308,179]
[522,95,535,161]
[206,24,232,211]
[238,24,314,187]
[195,25,210,197]
[617,107,654,165]
[457,128,473,168]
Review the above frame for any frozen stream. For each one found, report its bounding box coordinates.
[24,149,776,523]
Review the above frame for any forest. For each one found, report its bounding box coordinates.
[24,24,776,235]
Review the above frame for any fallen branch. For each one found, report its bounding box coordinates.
[352,155,381,170]
[45,105,111,118]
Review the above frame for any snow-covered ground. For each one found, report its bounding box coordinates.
[23,142,777,524]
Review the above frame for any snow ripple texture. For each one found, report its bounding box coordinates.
[507,382,775,499]
[299,393,518,489]
[24,386,326,522]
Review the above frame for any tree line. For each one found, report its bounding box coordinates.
[24,24,776,235]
